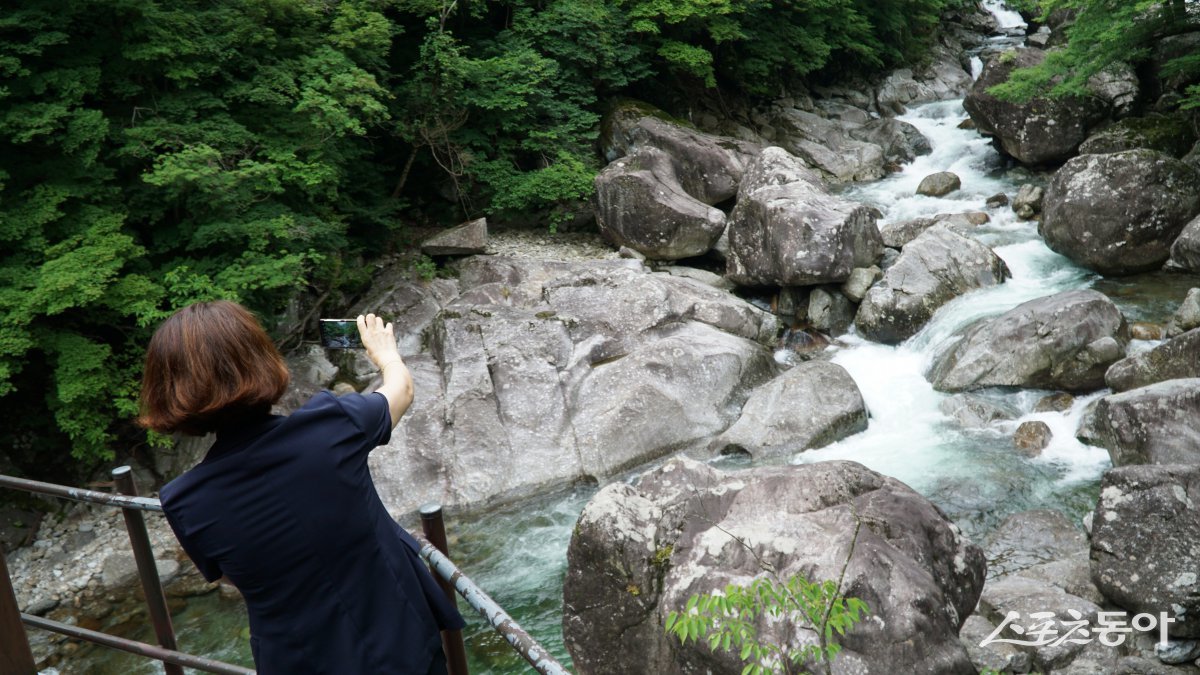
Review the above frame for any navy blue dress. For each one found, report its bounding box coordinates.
[160,391,465,674]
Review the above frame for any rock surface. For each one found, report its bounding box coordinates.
[359,257,780,516]
[1082,378,1200,466]
[594,147,727,259]
[1166,288,1200,337]
[1039,149,1200,275]
[1091,464,1200,638]
[856,226,1009,344]
[421,217,488,255]
[726,147,883,286]
[562,458,986,675]
[1169,214,1200,273]
[1011,184,1044,220]
[709,361,868,459]
[928,290,1128,392]
[917,171,962,196]
[1078,114,1197,158]
[1105,328,1200,392]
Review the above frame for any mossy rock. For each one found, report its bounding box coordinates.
[1079,113,1198,158]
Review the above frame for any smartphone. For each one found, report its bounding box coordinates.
[319,319,363,349]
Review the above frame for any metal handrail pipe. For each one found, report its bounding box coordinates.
[20,613,256,675]
[416,536,572,675]
[0,475,162,512]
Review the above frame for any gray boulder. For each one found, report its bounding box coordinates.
[421,217,488,256]
[856,226,1010,344]
[917,171,963,197]
[710,361,868,459]
[600,100,759,205]
[594,147,727,260]
[1166,288,1200,337]
[1040,149,1200,275]
[1083,378,1200,466]
[726,147,883,286]
[562,458,986,675]
[847,118,932,165]
[1168,214,1200,273]
[1011,184,1044,220]
[1013,421,1052,456]
[1091,464,1200,638]
[1106,328,1200,392]
[807,286,856,335]
[928,290,1128,392]
[963,49,1110,165]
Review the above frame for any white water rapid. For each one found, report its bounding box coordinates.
[800,100,1111,536]
[981,0,1027,30]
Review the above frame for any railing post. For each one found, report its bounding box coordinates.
[421,503,470,675]
[1,544,37,675]
[112,466,184,675]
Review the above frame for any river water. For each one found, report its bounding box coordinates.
[74,10,1197,674]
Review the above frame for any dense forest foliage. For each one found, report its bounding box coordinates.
[0,0,1134,471]
[994,0,1200,105]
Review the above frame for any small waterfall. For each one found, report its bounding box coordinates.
[970,56,984,81]
[981,0,1027,30]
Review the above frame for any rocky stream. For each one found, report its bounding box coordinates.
[10,1,1200,673]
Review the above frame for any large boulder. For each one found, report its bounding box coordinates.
[594,147,727,260]
[963,49,1110,165]
[726,148,884,286]
[709,361,868,459]
[1168,214,1200,273]
[562,458,987,675]
[856,226,1010,344]
[362,258,781,515]
[1040,149,1200,274]
[1166,288,1200,337]
[1106,328,1200,392]
[928,289,1128,392]
[771,108,887,182]
[600,100,759,204]
[1091,464,1200,638]
[1081,378,1200,466]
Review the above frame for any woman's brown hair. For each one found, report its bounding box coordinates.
[138,301,290,435]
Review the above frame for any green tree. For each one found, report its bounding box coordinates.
[990,0,1200,107]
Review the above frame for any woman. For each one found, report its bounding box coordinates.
[139,300,464,674]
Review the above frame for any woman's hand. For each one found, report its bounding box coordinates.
[357,314,401,371]
[357,314,413,428]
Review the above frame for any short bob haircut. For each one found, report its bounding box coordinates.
[138,300,289,436]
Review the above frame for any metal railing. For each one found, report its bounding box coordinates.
[0,469,572,675]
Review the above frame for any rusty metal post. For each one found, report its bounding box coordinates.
[421,503,470,675]
[1,545,36,675]
[112,466,184,675]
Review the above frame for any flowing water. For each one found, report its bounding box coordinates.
[77,4,1199,671]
